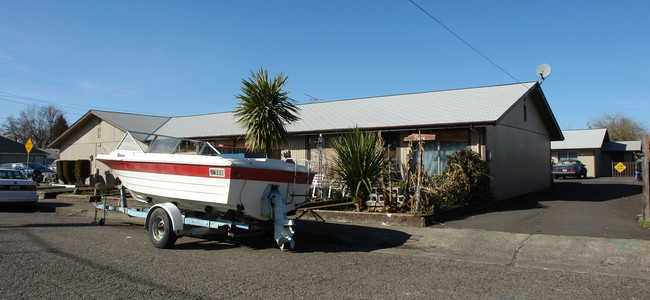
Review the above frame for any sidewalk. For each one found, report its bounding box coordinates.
[381,226,650,279]
[37,197,650,280]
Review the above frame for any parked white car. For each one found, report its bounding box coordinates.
[0,168,39,204]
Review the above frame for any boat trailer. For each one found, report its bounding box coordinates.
[95,184,296,250]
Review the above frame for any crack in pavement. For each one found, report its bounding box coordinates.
[509,234,533,266]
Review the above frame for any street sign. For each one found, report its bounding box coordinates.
[614,162,626,173]
[25,139,33,153]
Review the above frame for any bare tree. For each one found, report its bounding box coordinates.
[1,104,68,148]
[590,113,648,141]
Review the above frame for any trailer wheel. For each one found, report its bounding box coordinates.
[148,208,177,249]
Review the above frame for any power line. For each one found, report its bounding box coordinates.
[407,0,524,85]
[0,90,150,115]
[0,73,202,102]
[0,92,91,111]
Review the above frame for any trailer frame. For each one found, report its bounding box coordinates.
[95,184,295,250]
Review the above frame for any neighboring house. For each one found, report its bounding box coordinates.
[551,129,642,177]
[48,110,171,185]
[50,81,563,200]
[40,148,60,165]
[0,135,48,165]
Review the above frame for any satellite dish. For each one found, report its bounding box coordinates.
[536,63,552,83]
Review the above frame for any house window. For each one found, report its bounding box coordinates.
[413,141,468,175]
[97,124,102,139]
[558,152,578,160]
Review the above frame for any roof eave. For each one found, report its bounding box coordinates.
[496,82,563,141]
[48,110,97,148]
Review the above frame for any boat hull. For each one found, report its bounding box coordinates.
[98,151,313,221]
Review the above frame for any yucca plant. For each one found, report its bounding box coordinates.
[332,126,386,211]
[234,68,300,158]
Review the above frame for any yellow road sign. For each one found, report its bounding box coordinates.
[25,139,33,153]
[614,162,626,173]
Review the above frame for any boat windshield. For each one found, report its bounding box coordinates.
[147,135,221,156]
[114,131,222,156]
[148,136,181,153]
[115,132,145,152]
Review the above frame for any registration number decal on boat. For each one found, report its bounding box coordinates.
[209,168,226,177]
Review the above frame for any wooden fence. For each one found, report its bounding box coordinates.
[611,161,636,177]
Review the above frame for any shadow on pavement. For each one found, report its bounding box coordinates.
[1,222,100,229]
[542,180,641,202]
[170,220,412,253]
[436,178,643,223]
[0,202,71,213]
[292,220,411,253]
[434,178,649,240]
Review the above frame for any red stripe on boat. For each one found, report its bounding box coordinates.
[99,160,313,184]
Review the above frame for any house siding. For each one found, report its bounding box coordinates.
[58,117,128,185]
[488,96,552,200]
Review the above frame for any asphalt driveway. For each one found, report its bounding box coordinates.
[436,177,649,240]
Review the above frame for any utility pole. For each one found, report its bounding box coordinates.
[643,135,649,222]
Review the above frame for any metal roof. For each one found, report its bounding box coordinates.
[551,129,609,150]
[602,141,642,152]
[156,82,550,138]
[48,110,172,147]
[50,81,564,146]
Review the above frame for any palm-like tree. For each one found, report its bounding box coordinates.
[332,126,386,211]
[234,68,300,158]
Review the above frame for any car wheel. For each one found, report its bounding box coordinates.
[148,208,177,249]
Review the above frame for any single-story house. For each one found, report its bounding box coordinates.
[0,135,49,165]
[47,110,171,184]
[40,148,61,165]
[551,128,642,177]
[49,81,563,200]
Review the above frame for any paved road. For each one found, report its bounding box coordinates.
[437,177,649,240]
[0,210,648,299]
[1,178,648,299]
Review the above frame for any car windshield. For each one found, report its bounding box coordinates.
[0,170,28,179]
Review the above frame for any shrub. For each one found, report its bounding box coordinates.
[418,149,491,213]
[95,183,116,195]
[74,159,91,185]
[56,160,64,183]
[62,160,76,184]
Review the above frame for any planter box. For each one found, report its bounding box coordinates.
[298,210,434,227]
[296,200,494,227]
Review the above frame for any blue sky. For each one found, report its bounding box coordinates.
[1,1,648,132]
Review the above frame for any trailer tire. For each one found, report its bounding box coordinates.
[148,208,177,249]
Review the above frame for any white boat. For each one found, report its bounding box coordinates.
[96,132,314,222]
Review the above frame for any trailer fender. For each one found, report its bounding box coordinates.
[145,203,184,233]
